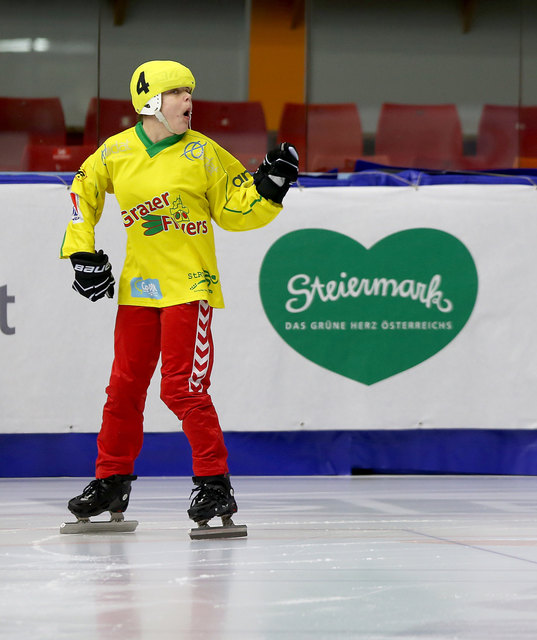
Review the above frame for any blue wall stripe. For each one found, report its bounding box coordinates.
[1,430,537,477]
[2,167,537,187]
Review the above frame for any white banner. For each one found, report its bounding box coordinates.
[1,182,537,433]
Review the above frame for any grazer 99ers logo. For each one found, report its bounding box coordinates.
[121,191,209,237]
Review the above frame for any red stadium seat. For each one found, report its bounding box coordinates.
[0,96,66,170]
[277,103,307,161]
[277,103,363,172]
[375,103,464,170]
[83,97,138,146]
[469,104,537,169]
[191,100,268,171]
[518,107,537,161]
[23,144,95,172]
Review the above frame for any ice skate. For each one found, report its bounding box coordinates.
[188,474,247,540]
[60,474,139,534]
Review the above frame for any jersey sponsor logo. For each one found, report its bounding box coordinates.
[204,156,218,176]
[188,269,219,293]
[70,193,84,223]
[75,169,86,182]
[232,170,251,187]
[121,192,209,237]
[141,215,208,237]
[121,191,171,227]
[181,140,206,161]
[101,139,131,163]
[130,277,163,300]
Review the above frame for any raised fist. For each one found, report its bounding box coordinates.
[253,142,299,204]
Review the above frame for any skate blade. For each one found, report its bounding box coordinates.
[189,523,247,540]
[60,518,138,534]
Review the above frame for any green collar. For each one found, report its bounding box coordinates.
[135,122,184,157]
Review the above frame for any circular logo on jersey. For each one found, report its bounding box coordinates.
[181,141,206,161]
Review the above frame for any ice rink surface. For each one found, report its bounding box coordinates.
[1,475,537,640]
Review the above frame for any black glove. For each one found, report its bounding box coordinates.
[70,249,115,302]
[253,142,299,204]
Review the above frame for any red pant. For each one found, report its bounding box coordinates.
[96,301,229,478]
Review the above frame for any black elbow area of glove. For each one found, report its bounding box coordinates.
[253,174,290,205]
[70,249,108,267]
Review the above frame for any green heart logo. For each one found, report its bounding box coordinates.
[259,228,478,385]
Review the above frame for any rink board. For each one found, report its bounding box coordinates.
[1,175,537,475]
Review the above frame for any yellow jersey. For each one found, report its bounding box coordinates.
[60,122,282,308]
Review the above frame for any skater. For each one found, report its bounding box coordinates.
[59,60,298,536]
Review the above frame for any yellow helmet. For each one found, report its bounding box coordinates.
[130,60,196,115]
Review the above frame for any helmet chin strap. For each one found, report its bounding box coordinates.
[154,110,175,134]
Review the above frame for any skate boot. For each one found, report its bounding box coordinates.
[188,474,247,540]
[60,474,139,534]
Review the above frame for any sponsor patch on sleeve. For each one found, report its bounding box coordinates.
[70,193,84,223]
